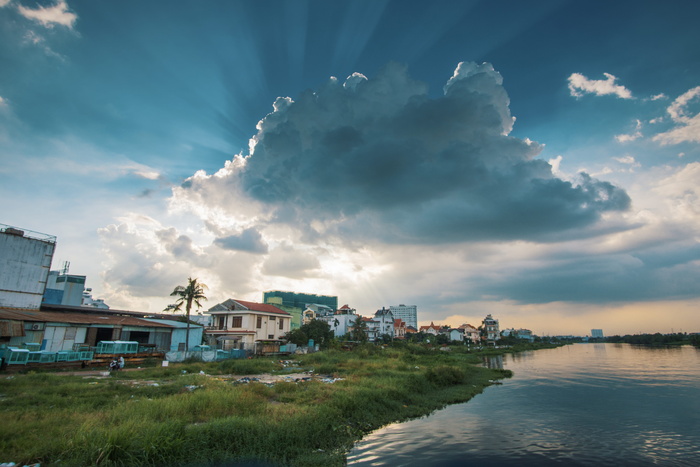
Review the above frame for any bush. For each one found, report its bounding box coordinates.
[425,365,466,387]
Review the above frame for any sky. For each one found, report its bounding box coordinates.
[1,0,699,336]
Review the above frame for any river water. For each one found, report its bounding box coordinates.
[347,343,700,466]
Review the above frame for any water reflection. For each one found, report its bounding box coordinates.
[348,344,700,466]
[482,354,503,369]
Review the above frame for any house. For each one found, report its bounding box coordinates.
[356,316,379,342]
[482,314,500,344]
[302,308,316,325]
[205,299,291,352]
[374,307,395,339]
[441,328,463,342]
[419,322,441,335]
[317,306,358,338]
[394,319,406,339]
[459,323,481,344]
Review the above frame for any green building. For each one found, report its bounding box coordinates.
[263,291,338,329]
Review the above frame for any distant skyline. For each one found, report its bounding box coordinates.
[1,1,699,336]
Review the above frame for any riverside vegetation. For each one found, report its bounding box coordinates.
[0,342,555,466]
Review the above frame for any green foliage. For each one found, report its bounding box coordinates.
[605,332,692,346]
[347,318,369,342]
[0,343,550,466]
[285,319,336,349]
[425,365,467,387]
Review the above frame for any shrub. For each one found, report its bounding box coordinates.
[425,365,466,387]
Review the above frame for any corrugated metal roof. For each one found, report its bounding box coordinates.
[0,308,174,328]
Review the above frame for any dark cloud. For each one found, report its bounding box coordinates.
[184,61,631,245]
[479,240,700,304]
[214,227,268,254]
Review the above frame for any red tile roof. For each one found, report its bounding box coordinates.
[228,300,290,316]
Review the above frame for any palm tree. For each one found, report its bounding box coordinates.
[167,277,207,356]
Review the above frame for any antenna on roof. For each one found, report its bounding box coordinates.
[61,261,70,275]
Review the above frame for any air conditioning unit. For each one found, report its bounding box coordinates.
[30,323,45,331]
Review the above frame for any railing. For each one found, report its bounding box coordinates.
[0,223,57,243]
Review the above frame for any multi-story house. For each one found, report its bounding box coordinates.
[458,323,480,344]
[374,307,395,339]
[317,305,358,338]
[206,299,291,351]
[482,314,500,344]
[358,316,380,342]
[394,319,406,339]
[419,322,441,335]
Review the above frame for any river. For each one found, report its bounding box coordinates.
[347,343,700,466]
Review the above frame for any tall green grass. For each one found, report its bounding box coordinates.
[0,345,519,466]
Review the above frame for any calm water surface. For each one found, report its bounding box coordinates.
[347,344,700,466]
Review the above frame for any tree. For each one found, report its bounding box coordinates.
[284,319,335,349]
[167,277,207,355]
[348,317,369,343]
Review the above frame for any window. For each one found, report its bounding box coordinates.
[268,335,274,339]
[257,316,263,329]
[231,316,242,328]
[279,319,284,330]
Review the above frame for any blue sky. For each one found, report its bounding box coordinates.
[2,0,699,335]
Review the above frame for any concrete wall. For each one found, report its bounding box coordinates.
[0,230,55,309]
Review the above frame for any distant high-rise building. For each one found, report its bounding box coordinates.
[389,304,417,329]
[263,291,338,313]
[591,329,604,338]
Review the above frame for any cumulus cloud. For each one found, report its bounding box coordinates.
[214,227,268,254]
[0,0,12,8]
[175,61,630,246]
[18,0,77,29]
[653,86,700,145]
[568,72,633,99]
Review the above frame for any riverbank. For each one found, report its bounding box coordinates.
[0,342,556,466]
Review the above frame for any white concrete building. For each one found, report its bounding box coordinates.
[389,304,417,329]
[374,307,395,339]
[206,299,291,351]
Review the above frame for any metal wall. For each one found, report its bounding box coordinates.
[0,229,56,309]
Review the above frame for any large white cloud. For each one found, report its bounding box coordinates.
[176,61,631,247]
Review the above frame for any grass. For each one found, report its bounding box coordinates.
[0,343,532,466]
